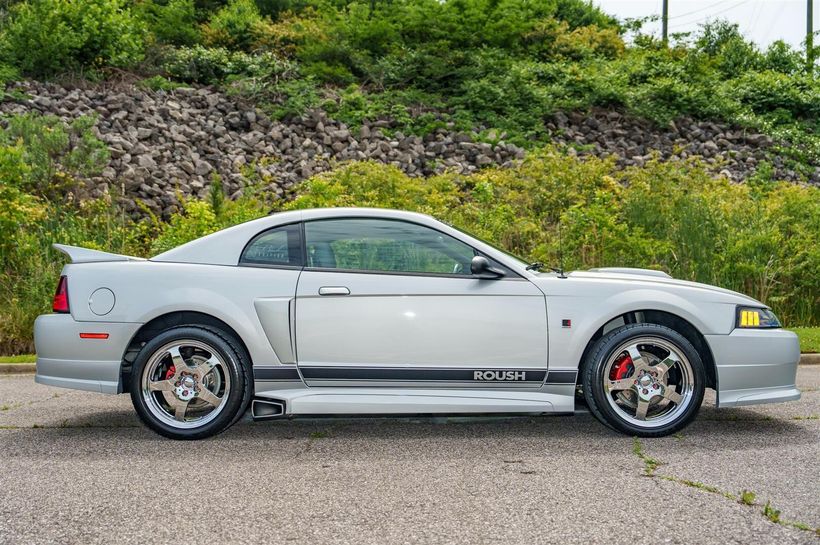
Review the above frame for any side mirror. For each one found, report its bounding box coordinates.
[470,255,504,279]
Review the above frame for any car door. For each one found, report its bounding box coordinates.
[294,217,548,388]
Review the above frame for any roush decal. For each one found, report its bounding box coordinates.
[473,370,526,381]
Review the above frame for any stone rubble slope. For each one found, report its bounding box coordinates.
[1,81,813,218]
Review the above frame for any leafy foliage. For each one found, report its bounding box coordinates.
[160,45,291,85]
[0,113,109,199]
[135,0,201,46]
[202,0,266,51]
[0,0,146,76]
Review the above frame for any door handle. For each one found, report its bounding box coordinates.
[318,286,350,296]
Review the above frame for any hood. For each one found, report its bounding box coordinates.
[539,267,763,306]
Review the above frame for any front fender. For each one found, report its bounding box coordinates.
[545,288,735,372]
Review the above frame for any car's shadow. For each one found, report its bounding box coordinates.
[19,403,816,453]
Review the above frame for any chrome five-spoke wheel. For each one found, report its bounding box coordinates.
[141,339,230,428]
[603,337,695,428]
[130,326,252,439]
[582,323,705,437]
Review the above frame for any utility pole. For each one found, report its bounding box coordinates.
[809,0,815,73]
[662,0,669,46]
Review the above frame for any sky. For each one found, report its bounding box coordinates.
[593,0,812,50]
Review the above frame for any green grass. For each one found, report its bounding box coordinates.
[790,328,820,353]
[0,354,36,364]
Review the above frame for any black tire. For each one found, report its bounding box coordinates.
[129,326,253,440]
[581,323,705,437]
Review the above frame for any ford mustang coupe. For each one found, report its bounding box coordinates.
[34,208,801,439]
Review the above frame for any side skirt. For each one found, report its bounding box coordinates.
[253,385,576,416]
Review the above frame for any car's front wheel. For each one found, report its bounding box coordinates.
[129,326,252,439]
[582,323,705,437]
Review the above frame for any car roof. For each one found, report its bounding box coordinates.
[151,207,444,266]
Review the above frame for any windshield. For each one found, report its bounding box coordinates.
[447,223,530,268]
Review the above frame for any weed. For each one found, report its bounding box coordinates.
[632,437,661,475]
[763,501,781,524]
[739,490,757,506]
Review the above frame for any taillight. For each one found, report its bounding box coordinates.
[52,275,69,313]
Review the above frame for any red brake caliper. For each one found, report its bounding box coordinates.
[609,354,633,381]
[164,365,176,380]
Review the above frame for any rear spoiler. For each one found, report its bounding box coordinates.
[54,244,146,264]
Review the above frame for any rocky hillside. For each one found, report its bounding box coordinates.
[1,81,813,218]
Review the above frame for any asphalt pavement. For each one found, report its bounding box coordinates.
[1,367,818,544]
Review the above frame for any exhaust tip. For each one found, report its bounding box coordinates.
[252,398,285,420]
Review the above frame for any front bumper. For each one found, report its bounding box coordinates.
[34,314,141,394]
[706,328,801,408]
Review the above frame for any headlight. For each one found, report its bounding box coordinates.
[736,306,781,329]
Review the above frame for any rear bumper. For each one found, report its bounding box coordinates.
[706,328,801,408]
[34,314,140,394]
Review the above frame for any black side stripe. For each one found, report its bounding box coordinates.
[546,370,577,385]
[300,367,547,382]
[254,367,301,381]
[254,366,578,385]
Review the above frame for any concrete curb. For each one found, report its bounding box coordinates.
[1,354,819,375]
[0,364,36,374]
[800,353,820,365]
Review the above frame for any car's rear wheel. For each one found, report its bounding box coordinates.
[582,323,705,437]
[129,326,252,439]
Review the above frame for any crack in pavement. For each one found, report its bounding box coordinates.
[0,392,63,413]
[632,438,820,537]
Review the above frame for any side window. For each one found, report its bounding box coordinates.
[240,224,303,267]
[303,218,476,275]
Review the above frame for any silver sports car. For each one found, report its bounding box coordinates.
[34,208,801,439]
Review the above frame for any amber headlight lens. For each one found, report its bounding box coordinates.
[736,307,781,328]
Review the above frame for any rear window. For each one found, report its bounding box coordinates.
[240,224,303,267]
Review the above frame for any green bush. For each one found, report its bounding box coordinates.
[0,0,146,76]
[202,0,264,51]
[0,113,109,199]
[731,71,820,122]
[137,0,201,46]
[160,45,288,84]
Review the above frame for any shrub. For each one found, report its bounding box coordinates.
[731,71,820,122]
[0,142,46,255]
[160,45,289,84]
[137,0,201,46]
[453,58,555,140]
[0,113,109,199]
[0,0,146,76]
[202,0,265,51]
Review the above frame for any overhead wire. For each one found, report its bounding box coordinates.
[667,0,753,29]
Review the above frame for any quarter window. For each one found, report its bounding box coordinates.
[303,218,476,275]
[240,224,303,267]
